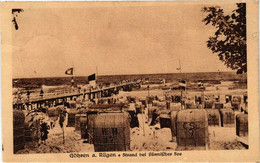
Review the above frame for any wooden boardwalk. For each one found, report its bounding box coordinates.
[13,81,141,108]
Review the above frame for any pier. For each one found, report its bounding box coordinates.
[13,80,141,110]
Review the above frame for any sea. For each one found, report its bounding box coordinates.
[13,72,247,90]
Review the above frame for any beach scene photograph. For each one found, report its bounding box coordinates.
[11,2,248,154]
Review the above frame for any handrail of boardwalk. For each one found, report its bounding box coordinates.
[13,80,141,105]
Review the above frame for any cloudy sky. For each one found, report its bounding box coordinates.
[12,2,237,78]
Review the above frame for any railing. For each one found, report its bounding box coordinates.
[13,80,141,105]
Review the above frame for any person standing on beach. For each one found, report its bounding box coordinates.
[225,96,229,103]
[50,121,54,129]
[40,121,50,145]
[150,109,159,126]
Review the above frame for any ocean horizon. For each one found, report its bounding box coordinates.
[13,71,247,89]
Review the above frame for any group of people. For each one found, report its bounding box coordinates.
[16,89,44,101]
[38,110,66,145]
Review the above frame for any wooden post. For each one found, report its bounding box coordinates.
[62,124,65,144]
[36,119,39,146]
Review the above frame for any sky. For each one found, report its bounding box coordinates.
[12,2,238,78]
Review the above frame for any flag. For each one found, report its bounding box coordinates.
[160,79,166,85]
[145,78,149,83]
[88,74,96,81]
[162,79,166,85]
[88,74,96,88]
[198,80,204,88]
[179,80,186,86]
[179,80,186,90]
[65,67,73,75]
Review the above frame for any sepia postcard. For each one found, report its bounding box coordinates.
[1,1,259,162]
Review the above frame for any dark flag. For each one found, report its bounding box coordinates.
[65,67,73,75]
[198,80,204,88]
[88,73,96,81]
[179,80,186,91]
[198,80,205,90]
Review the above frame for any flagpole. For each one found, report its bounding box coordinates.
[62,123,65,144]
[179,59,183,107]
[145,79,150,136]
[218,69,220,102]
[65,67,75,90]
[73,64,75,88]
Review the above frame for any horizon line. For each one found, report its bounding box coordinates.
[12,70,241,79]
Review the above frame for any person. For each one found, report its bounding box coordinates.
[59,111,65,128]
[40,121,50,145]
[40,89,44,98]
[150,109,159,126]
[198,96,202,104]
[112,93,117,104]
[50,121,54,129]
[225,96,229,103]
[129,111,139,128]
[26,90,30,100]
[216,95,220,102]
[94,98,98,104]
[71,77,74,87]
